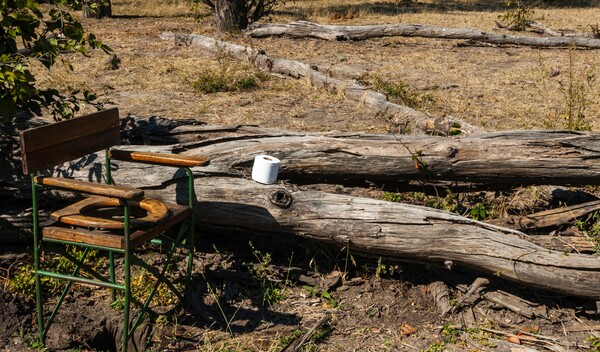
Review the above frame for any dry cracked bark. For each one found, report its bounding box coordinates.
[245,20,600,49]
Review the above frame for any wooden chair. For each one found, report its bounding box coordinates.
[19,108,209,351]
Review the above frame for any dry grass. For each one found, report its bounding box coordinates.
[33,0,600,133]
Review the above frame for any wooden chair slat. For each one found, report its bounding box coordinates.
[43,226,123,249]
[109,150,210,167]
[35,176,144,199]
[20,108,120,174]
[130,202,190,247]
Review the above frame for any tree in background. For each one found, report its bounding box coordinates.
[197,0,285,32]
[0,0,110,123]
[83,0,112,18]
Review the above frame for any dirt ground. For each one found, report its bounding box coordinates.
[2,0,600,351]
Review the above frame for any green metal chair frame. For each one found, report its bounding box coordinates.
[19,108,209,351]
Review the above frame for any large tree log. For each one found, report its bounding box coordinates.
[169,127,600,188]
[9,119,600,194]
[4,120,600,297]
[245,21,600,49]
[160,32,475,136]
[56,161,600,299]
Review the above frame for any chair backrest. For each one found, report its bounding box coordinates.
[20,108,120,175]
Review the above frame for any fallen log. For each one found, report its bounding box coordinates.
[4,118,600,298]
[160,32,476,136]
[30,149,599,299]
[9,119,600,192]
[133,177,600,299]
[245,21,600,49]
[496,19,597,39]
[488,199,600,231]
[168,128,600,188]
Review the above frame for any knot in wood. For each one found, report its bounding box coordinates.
[269,190,293,209]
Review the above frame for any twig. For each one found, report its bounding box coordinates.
[282,314,332,352]
[490,323,593,351]
[481,327,568,352]
[428,281,452,317]
[441,277,488,319]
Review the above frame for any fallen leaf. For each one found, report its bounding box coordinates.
[506,335,521,344]
[400,323,417,336]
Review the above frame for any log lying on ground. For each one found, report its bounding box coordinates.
[173,128,600,188]
[488,199,600,231]
[5,121,600,297]
[160,32,476,136]
[9,119,600,193]
[496,20,597,39]
[246,21,600,49]
[60,165,598,299]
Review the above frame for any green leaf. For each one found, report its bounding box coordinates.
[0,98,17,123]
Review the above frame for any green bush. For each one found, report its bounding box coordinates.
[0,0,110,122]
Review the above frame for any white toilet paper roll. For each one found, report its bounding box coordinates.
[252,155,280,184]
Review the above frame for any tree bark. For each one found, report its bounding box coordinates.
[83,0,112,19]
[160,32,476,136]
[214,0,245,32]
[142,124,600,189]
[245,21,600,49]
[63,168,600,299]
[10,119,600,192]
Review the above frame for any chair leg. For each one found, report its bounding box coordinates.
[185,217,195,299]
[34,255,44,345]
[109,251,116,301]
[30,175,45,346]
[122,246,131,352]
[122,203,132,352]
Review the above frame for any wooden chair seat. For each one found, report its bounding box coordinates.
[44,201,190,250]
[51,196,169,230]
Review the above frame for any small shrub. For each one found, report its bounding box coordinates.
[245,242,286,306]
[193,65,267,93]
[234,76,258,91]
[499,0,534,31]
[540,47,597,131]
[372,77,436,111]
[589,23,600,39]
[193,67,230,93]
[470,203,490,221]
[558,47,596,131]
[382,191,404,203]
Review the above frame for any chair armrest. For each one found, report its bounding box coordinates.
[109,150,210,168]
[34,177,144,200]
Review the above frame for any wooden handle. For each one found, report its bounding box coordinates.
[109,150,210,168]
[35,177,144,200]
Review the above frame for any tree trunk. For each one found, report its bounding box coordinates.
[214,0,245,32]
[83,0,112,19]
[10,119,600,192]
[245,21,600,49]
